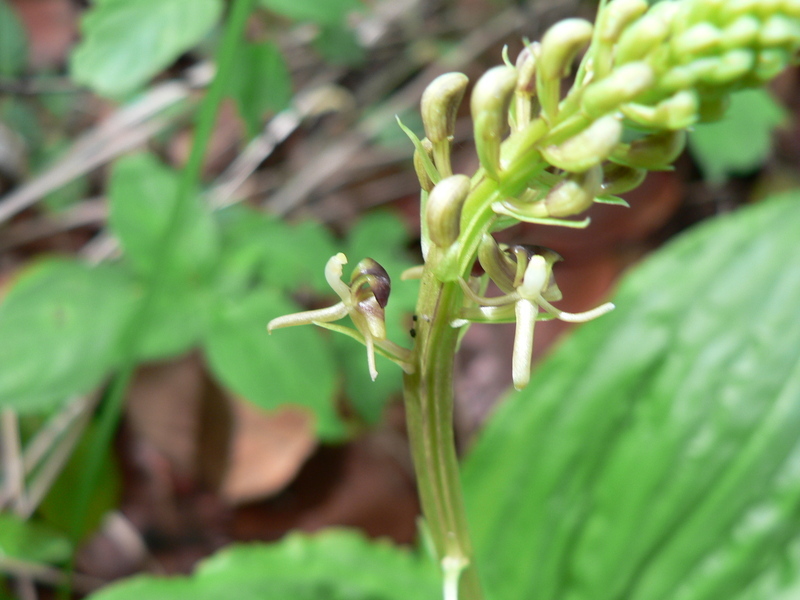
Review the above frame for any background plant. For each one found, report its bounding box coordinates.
[1,0,800,599]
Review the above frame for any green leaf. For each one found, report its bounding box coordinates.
[70,0,223,97]
[463,191,800,600]
[313,24,365,67]
[331,335,401,424]
[0,260,132,412]
[203,288,343,439]
[215,206,337,295]
[108,153,219,282]
[134,282,211,360]
[38,424,121,542]
[229,42,292,138]
[0,514,72,564]
[0,0,28,77]
[688,89,788,184]
[259,0,362,25]
[86,529,440,600]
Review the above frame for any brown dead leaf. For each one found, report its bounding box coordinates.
[9,0,79,70]
[219,401,316,505]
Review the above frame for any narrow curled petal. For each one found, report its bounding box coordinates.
[267,302,348,333]
[325,253,351,303]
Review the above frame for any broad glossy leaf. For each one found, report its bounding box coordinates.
[0,260,132,412]
[203,288,343,439]
[86,529,439,600]
[0,514,72,564]
[0,0,28,77]
[229,42,292,138]
[463,192,800,600]
[70,0,222,97]
[259,0,362,25]
[689,89,788,184]
[108,153,219,282]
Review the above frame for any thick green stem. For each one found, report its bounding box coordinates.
[403,271,483,600]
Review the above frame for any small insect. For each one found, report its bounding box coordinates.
[410,328,417,338]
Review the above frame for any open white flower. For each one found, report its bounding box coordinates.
[455,242,614,390]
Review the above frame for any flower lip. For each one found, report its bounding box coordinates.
[351,258,391,308]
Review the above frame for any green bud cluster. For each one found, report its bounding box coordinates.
[401,0,800,389]
[272,0,799,391]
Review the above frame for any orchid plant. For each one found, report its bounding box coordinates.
[268,0,800,598]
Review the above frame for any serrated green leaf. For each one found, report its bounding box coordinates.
[229,42,292,138]
[86,529,439,600]
[259,0,362,25]
[0,0,28,77]
[463,191,800,600]
[0,260,132,412]
[134,282,210,360]
[70,0,223,97]
[215,206,337,295]
[0,514,72,564]
[108,153,219,282]
[203,288,343,440]
[689,89,788,184]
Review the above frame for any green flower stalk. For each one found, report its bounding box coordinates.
[269,1,800,597]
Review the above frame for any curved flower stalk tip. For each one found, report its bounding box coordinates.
[455,240,614,390]
[267,253,413,380]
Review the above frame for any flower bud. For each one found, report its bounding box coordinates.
[540,166,602,217]
[757,0,784,19]
[601,162,647,195]
[660,57,721,91]
[598,0,648,43]
[721,15,760,50]
[426,174,470,247]
[478,235,517,293]
[760,15,800,48]
[413,138,435,192]
[700,49,754,86]
[622,89,699,130]
[471,65,518,178]
[723,0,767,20]
[541,114,622,172]
[754,48,791,82]
[611,130,686,170]
[581,62,654,118]
[684,0,725,26]
[784,0,800,19]
[615,10,672,65]
[421,72,469,145]
[538,19,594,81]
[672,22,723,59]
[515,44,538,94]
